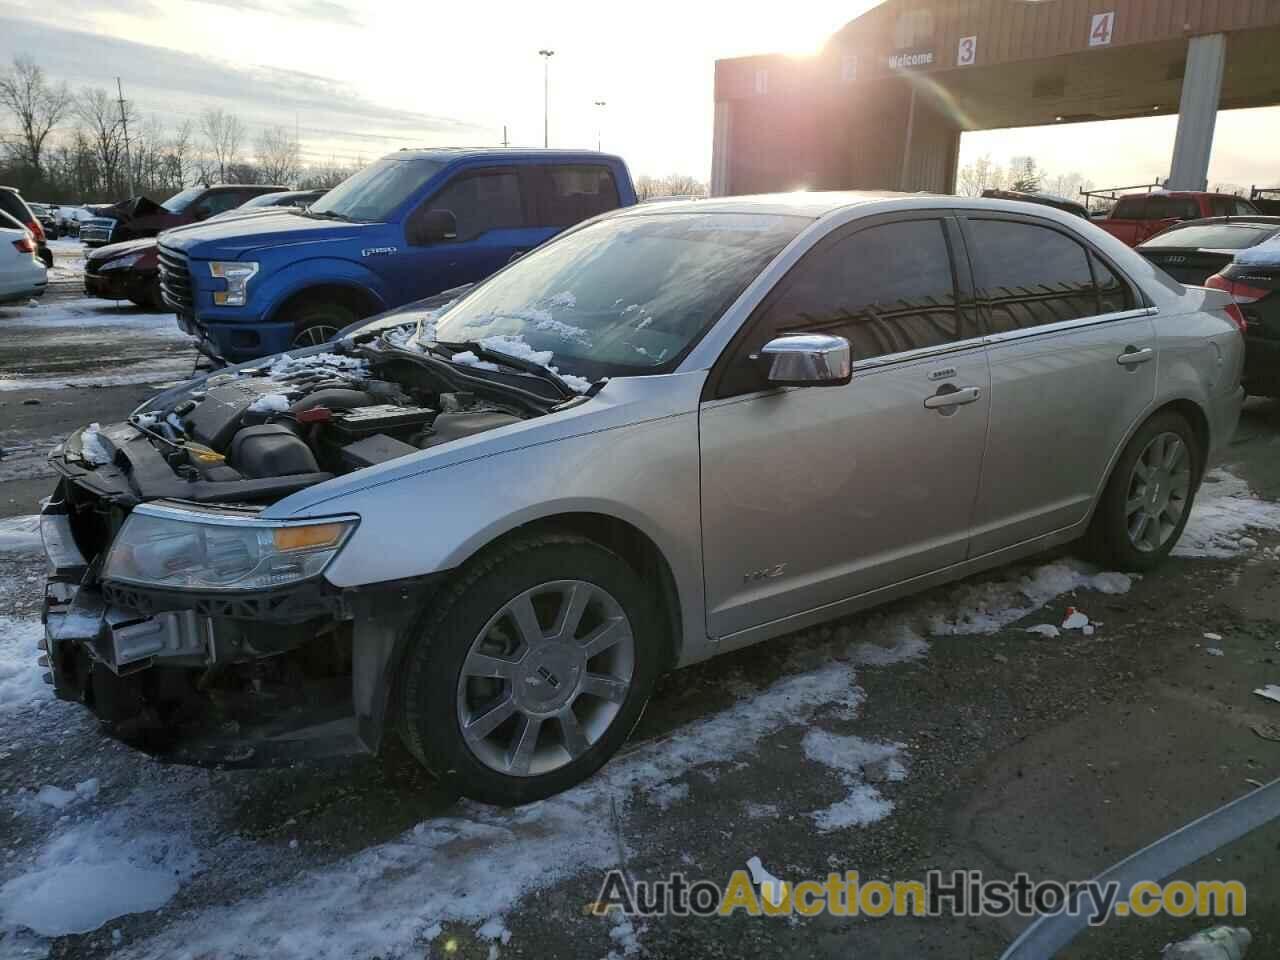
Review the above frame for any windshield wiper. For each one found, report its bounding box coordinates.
[436,340,579,399]
[307,209,357,222]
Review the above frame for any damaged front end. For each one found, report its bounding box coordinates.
[39,317,565,766]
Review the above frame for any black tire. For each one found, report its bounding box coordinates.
[398,534,661,805]
[281,299,356,348]
[1086,411,1202,571]
[38,248,52,269]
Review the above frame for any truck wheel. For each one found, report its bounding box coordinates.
[282,301,355,348]
[1086,411,1201,571]
[398,534,661,805]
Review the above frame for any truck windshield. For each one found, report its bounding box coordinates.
[309,157,445,222]
[431,212,807,381]
[162,186,206,213]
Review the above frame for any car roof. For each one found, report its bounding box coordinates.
[392,147,626,165]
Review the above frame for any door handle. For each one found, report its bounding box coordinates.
[1116,346,1154,366]
[923,385,982,409]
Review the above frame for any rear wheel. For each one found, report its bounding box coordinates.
[1087,411,1200,571]
[398,534,660,805]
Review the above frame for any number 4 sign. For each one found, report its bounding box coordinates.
[957,35,977,66]
[1090,11,1115,46]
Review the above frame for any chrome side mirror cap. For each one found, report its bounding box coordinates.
[757,334,852,387]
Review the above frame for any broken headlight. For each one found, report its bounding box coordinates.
[103,503,357,591]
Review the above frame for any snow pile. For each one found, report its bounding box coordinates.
[0,802,200,937]
[1026,624,1061,639]
[0,515,42,559]
[927,560,1132,636]
[801,729,904,832]
[265,351,369,380]
[476,336,593,393]
[548,291,576,308]
[1174,468,1280,558]
[247,393,292,415]
[0,616,49,714]
[79,423,113,466]
[450,351,500,372]
[34,779,100,810]
[531,318,591,346]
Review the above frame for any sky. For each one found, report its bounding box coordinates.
[0,0,1277,189]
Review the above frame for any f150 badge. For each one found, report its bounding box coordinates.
[362,246,398,257]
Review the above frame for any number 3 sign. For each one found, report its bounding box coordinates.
[1090,11,1115,46]
[957,35,977,66]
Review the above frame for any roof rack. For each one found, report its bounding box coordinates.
[1078,181,1164,205]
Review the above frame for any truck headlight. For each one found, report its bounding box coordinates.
[100,252,143,271]
[209,260,259,306]
[103,504,357,591]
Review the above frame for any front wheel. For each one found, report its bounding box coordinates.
[1087,411,1201,571]
[281,300,356,349]
[398,535,660,805]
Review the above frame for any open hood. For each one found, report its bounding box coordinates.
[87,195,167,222]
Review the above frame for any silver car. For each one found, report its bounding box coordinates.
[40,193,1244,803]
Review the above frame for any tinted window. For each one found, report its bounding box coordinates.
[719,219,962,396]
[968,219,1100,331]
[1140,224,1279,251]
[1112,198,1147,219]
[1091,254,1136,314]
[540,165,620,226]
[199,191,249,216]
[1146,195,1200,221]
[426,171,525,241]
[1235,199,1258,216]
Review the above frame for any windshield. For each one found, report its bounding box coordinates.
[309,157,445,222]
[430,212,807,381]
[162,186,205,213]
[1141,223,1280,250]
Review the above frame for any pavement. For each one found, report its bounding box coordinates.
[1,258,1279,960]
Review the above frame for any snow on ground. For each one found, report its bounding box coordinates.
[0,435,64,484]
[45,239,85,282]
[0,298,185,337]
[0,517,42,559]
[0,614,48,716]
[1174,467,1280,558]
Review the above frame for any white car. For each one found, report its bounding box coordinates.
[0,218,48,304]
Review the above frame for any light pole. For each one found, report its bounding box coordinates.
[538,49,555,148]
[593,100,606,151]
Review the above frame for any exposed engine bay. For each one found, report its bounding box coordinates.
[57,324,587,510]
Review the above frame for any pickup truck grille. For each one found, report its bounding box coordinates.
[79,218,116,245]
[157,245,194,313]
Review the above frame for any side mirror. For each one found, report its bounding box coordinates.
[408,208,458,245]
[757,334,852,387]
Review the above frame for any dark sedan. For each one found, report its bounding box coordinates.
[1139,216,1280,397]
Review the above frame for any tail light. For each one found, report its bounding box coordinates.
[12,235,35,254]
[1205,272,1269,304]
[1222,302,1248,337]
[25,218,45,244]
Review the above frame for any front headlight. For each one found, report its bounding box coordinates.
[103,504,357,592]
[99,252,143,271]
[209,260,259,306]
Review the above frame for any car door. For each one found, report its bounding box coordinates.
[961,215,1156,557]
[391,166,542,302]
[699,215,992,643]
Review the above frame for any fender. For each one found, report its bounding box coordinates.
[256,256,392,324]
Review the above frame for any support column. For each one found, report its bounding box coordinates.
[710,100,732,197]
[1167,33,1226,191]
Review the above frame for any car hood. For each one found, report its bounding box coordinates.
[158,211,375,259]
[87,196,167,222]
[87,236,157,262]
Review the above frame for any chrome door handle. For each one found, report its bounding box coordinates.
[923,385,982,409]
[1116,346,1154,366]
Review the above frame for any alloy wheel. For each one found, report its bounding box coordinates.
[1124,431,1192,552]
[292,323,340,347]
[456,580,635,777]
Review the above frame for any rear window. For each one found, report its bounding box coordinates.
[1146,195,1200,221]
[1139,224,1280,251]
[1112,198,1147,219]
[540,165,620,226]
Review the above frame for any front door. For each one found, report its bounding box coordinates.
[960,215,1157,556]
[699,217,991,641]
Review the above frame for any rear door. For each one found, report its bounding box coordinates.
[962,215,1156,556]
[699,215,991,641]
[390,166,541,301]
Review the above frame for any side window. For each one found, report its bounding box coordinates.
[1235,199,1257,216]
[1209,197,1233,218]
[539,165,620,227]
[967,219,1100,331]
[1090,253,1137,314]
[198,192,246,216]
[1147,195,1200,221]
[1112,197,1147,220]
[425,170,525,241]
[718,219,962,397]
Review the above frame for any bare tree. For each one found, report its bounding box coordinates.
[199,107,245,183]
[75,87,131,195]
[0,56,72,173]
[297,161,358,190]
[956,153,1006,196]
[254,125,301,185]
[162,120,197,190]
[634,173,707,200]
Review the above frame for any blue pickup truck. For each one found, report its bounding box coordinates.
[158,148,637,361]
